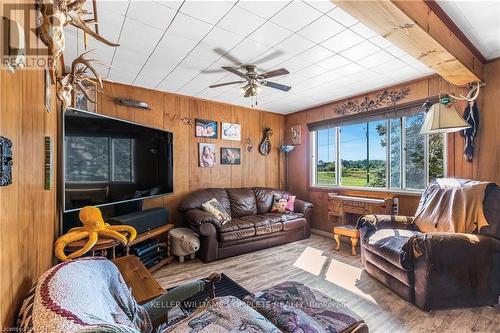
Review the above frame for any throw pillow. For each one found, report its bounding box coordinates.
[271,193,295,213]
[202,198,231,225]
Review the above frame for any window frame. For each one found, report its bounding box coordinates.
[310,115,447,194]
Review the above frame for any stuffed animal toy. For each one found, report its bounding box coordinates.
[170,227,200,263]
[54,206,137,261]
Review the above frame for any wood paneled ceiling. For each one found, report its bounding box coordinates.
[64,0,435,114]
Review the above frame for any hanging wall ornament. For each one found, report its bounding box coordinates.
[460,100,479,162]
[259,128,273,156]
[246,138,253,152]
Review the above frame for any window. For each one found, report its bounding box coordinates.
[311,112,446,191]
[66,136,135,183]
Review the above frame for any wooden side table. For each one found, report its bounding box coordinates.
[333,225,360,256]
[113,255,164,304]
[66,237,121,259]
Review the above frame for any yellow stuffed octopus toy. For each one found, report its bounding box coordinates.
[55,206,137,261]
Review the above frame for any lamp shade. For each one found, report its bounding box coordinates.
[419,102,471,134]
[279,145,295,153]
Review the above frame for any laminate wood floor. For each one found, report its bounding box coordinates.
[154,234,500,333]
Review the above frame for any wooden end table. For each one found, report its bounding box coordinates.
[113,255,164,304]
[333,225,360,256]
[66,237,121,259]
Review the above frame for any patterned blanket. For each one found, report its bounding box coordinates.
[17,257,151,333]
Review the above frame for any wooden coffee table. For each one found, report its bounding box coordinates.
[113,255,164,304]
[333,225,360,256]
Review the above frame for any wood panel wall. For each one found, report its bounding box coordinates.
[97,81,285,224]
[284,72,500,233]
[0,52,58,330]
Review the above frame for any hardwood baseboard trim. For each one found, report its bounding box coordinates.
[310,228,332,238]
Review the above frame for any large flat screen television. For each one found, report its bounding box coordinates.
[63,108,173,212]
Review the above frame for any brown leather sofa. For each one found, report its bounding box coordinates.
[179,187,313,262]
[357,180,500,311]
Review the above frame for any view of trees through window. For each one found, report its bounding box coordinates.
[314,112,445,190]
[66,136,135,183]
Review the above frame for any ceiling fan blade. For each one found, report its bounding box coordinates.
[202,68,227,74]
[214,48,243,66]
[259,68,289,79]
[222,66,248,79]
[253,49,284,65]
[263,81,291,92]
[209,80,246,88]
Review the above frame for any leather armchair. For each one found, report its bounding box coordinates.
[357,181,500,311]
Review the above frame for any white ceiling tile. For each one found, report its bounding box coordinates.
[189,43,224,63]
[316,54,352,70]
[127,1,177,30]
[357,50,395,68]
[97,0,130,16]
[248,21,293,47]
[180,0,234,24]
[237,1,289,20]
[134,65,170,88]
[167,13,214,42]
[153,0,183,11]
[270,1,322,32]
[303,0,337,13]
[369,35,394,49]
[327,7,358,27]
[385,45,407,58]
[297,15,345,44]
[321,29,363,52]
[217,6,266,37]
[201,26,244,51]
[350,22,378,39]
[340,40,381,61]
[227,39,271,65]
[295,64,326,79]
[371,58,407,74]
[298,45,334,64]
[332,63,364,76]
[108,49,146,84]
[313,70,342,83]
[278,57,311,73]
[91,8,125,43]
[274,35,316,58]
[117,18,163,55]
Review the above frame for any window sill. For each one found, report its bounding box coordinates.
[308,185,423,196]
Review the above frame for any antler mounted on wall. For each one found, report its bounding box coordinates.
[57,49,107,110]
[39,0,119,71]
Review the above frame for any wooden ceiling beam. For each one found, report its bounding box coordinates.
[332,0,483,85]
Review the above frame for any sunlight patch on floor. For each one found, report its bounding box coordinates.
[325,258,377,304]
[293,246,327,276]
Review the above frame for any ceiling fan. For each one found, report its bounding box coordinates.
[209,65,291,98]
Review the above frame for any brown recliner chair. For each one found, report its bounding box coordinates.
[357,180,500,311]
[179,187,313,262]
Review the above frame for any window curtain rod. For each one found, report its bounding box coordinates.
[308,97,439,131]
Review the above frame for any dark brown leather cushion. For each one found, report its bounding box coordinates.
[364,229,421,270]
[256,223,283,236]
[226,188,257,217]
[481,183,500,240]
[218,218,255,233]
[219,228,256,242]
[252,187,275,214]
[178,188,231,214]
[282,217,306,231]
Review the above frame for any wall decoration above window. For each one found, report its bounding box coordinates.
[221,148,241,165]
[333,87,411,115]
[195,119,218,139]
[221,122,241,141]
[199,143,216,168]
[290,125,301,145]
[259,128,273,156]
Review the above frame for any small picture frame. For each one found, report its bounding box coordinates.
[75,79,98,112]
[195,119,218,139]
[221,122,241,141]
[199,143,216,168]
[221,147,241,165]
[44,67,52,113]
[290,125,301,145]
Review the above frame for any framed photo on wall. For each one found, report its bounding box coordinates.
[199,143,216,167]
[221,147,241,165]
[195,119,218,138]
[221,122,241,141]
